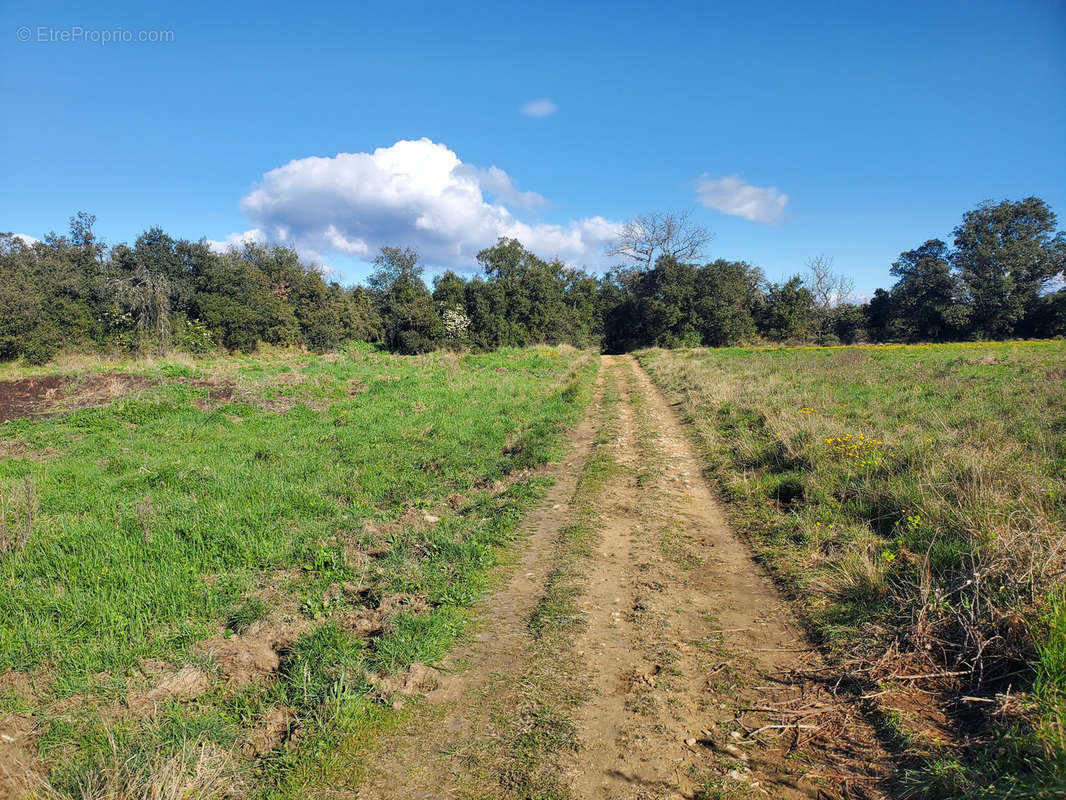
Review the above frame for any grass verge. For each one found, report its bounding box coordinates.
[636,340,1066,798]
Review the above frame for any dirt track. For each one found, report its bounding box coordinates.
[353,355,891,799]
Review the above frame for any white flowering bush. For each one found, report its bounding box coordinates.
[442,305,471,348]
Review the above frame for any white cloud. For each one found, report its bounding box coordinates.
[696,174,788,224]
[452,164,547,209]
[13,233,39,246]
[226,138,619,270]
[520,98,558,118]
[204,228,267,254]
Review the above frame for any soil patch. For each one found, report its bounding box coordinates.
[0,373,156,422]
[125,664,211,716]
[242,706,296,758]
[0,713,42,800]
[197,619,311,688]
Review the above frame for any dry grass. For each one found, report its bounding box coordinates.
[22,737,243,800]
[638,341,1066,796]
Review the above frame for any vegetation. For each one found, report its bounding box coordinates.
[0,344,595,797]
[638,340,1066,797]
[3,197,1063,366]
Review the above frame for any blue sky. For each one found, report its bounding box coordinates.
[2,0,1064,293]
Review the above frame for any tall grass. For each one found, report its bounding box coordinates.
[638,340,1066,796]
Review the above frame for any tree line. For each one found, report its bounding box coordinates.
[1,197,1063,364]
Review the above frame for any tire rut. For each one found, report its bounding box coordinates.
[561,355,891,799]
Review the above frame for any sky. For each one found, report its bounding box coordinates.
[2,0,1064,293]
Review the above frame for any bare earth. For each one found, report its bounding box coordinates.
[351,355,892,799]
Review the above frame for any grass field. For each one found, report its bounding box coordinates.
[0,344,595,798]
[638,340,1066,798]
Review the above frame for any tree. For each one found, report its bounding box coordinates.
[864,288,895,342]
[367,247,421,294]
[694,260,764,347]
[432,271,468,310]
[342,286,383,343]
[192,249,271,352]
[133,227,195,314]
[805,255,854,343]
[475,238,570,346]
[606,211,713,271]
[889,239,968,341]
[110,264,172,353]
[368,247,442,353]
[953,197,1065,338]
[761,276,813,342]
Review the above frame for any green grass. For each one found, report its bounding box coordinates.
[0,343,596,797]
[637,340,1066,798]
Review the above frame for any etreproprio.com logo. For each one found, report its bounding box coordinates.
[16,25,175,44]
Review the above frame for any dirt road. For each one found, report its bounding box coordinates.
[353,355,891,799]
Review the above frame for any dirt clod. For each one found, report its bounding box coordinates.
[242,706,296,758]
[197,621,308,687]
[369,662,441,701]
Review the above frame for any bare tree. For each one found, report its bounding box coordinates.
[606,210,713,270]
[805,254,855,340]
[805,255,854,311]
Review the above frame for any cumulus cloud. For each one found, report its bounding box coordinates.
[10,233,39,246]
[204,228,267,254]
[452,164,547,209]
[520,98,557,118]
[696,174,788,224]
[227,138,618,270]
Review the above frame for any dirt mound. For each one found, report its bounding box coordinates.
[338,594,429,638]
[125,665,210,715]
[0,671,44,706]
[369,662,442,706]
[187,379,235,409]
[0,373,157,423]
[242,706,296,758]
[197,620,310,688]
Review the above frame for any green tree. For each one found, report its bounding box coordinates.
[953,197,1065,338]
[889,239,968,341]
[368,247,442,353]
[110,263,172,353]
[342,286,383,343]
[864,288,894,342]
[694,259,764,346]
[432,270,468,310]
[761,276,813,342]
